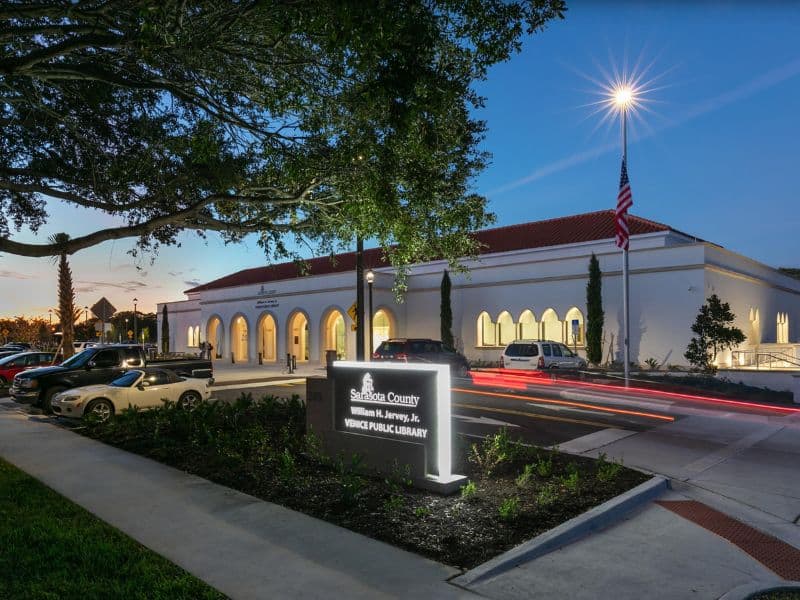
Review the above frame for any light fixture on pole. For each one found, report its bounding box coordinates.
[366,270,375,359]
[610,82,638,385]
[133,297,138,345]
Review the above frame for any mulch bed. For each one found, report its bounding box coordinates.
[79,395,649,570]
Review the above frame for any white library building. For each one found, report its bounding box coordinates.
[157,210,800,369]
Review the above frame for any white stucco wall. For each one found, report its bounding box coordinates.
[156,230,800,368]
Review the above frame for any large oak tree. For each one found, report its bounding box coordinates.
[1,0,565,276]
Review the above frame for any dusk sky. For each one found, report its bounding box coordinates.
[2,1,799,319]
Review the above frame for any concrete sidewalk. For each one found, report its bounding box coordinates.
[0,403,468,600]
[210,361,323,384]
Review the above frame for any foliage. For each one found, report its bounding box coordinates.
[0,0,566,296]
[498,496,521,521]
[383,494,405,513]
[460,480,478,499]
[685,294,746,373]
[644,357,660,371]
[468,428,530,477]
[161,305,170,354]
[50,233,76,358]
[586,253,604,365]
[561,470,580,493]
[0,458,223,599]
[596,453,623,482]
[536,483,559,507]
[515,464,536,488]
[336,454,366,507]
[534,452,554,478]
[0,315,52,346]
[440,270,454,349]
[414,506,431,518]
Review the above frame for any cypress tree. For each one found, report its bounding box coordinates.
[161,305,170,354]
[586,253,604,365]
[440,270,454,349]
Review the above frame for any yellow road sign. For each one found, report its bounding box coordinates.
[347,302,357,322]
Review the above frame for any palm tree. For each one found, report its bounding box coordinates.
[49,233,77,359]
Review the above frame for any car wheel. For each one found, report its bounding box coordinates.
[42,386,66,414]
[178,391,201,410]
[85,398,114,423]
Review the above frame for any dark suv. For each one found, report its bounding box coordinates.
[372,338,470,377]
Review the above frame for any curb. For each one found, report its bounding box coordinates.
[452,475,669,588]
[719,580,800,600]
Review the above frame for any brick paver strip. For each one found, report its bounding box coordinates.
[656,500,800,581]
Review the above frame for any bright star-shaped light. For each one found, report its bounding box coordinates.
[613,85,635,110]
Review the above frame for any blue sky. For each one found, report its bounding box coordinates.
[2,1,799,318]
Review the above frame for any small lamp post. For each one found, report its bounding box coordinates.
[366,270,375,359]
[133,297,138,345]
[48,308,52,325]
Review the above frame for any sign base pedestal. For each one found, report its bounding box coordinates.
[418,474,468,495]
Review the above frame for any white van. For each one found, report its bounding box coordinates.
[500,340,587,370]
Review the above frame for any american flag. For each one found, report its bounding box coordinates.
[615,157,633,250]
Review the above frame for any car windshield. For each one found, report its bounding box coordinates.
[0,353,23,366]
[59,349,93,368]
[377,342,405,354]
[111,371,142,387]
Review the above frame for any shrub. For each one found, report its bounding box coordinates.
[596,453,623,482]
[561,471,580,493]
[498,496,520,521]
[515,464,535,488]
[460,480,477,499]
[645,358,659,371]
[536,483,559,507]
[336,453,366,507]
[383,495,405,513]
[535,452,554,478]
[414,506,431,518]
[469,428,529,476]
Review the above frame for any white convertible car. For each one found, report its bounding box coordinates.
[51,368,213,422]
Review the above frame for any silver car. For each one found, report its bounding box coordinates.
[500,340,587,370]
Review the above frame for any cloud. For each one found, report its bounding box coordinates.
[75,280,151,294]
[169,268,197,277]
[490,56,800,195]
[0,269,37,280]
[184,279,201,287]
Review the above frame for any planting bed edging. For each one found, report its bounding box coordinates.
[453,476,669,587]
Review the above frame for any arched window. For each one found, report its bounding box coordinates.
[540,308,561,342]
[564,307,585,346]
[777,312,789,344]
[323,309,347,360]
[372,309,395,351]
[476,312,497,347]
[288,311,310,362]
[497,311,516,346]
[518,310,537,339]
[206,316,223,359]
[187,326,195,347]
[258,314,277,362]
[749,307,761,345]
[230,315,249,362]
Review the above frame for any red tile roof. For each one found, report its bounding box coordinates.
[185,210,676,293]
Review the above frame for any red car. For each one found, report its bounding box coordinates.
[0,352,59,385]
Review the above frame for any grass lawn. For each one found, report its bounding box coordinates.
[0,458,225,600]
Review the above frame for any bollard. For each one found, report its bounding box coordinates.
[258,352,263,365]
[231,352,235,364]
[325,349,337,378]
[286,353,293,373]
[292,354,297,372]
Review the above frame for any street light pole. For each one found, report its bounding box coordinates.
[48,309,52,325]
[355,236,365,361]
[621,105,630,386]
[133,297,138,345]
[366,270,375,359]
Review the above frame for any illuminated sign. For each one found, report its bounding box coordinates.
[333,361,459,484]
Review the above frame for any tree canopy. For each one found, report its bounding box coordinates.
[0,0,566,278]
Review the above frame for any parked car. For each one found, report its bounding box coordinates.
[52,368,212,422]
[73,341,99,352]
[0,352,59,385]
[10,344,213,412]
[500,340,587,370]
[0,350,22,362]
[372,338,470,377]
[1,344,31,353]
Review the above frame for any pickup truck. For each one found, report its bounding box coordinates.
[10,344,212,412]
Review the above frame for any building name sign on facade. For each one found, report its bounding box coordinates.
[257,285,277,297]
[331,362,465,491]
[255,298,279,310]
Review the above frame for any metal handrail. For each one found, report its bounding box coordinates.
[731,349,800,369]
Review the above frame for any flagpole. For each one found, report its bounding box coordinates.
[622,106,630,386]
